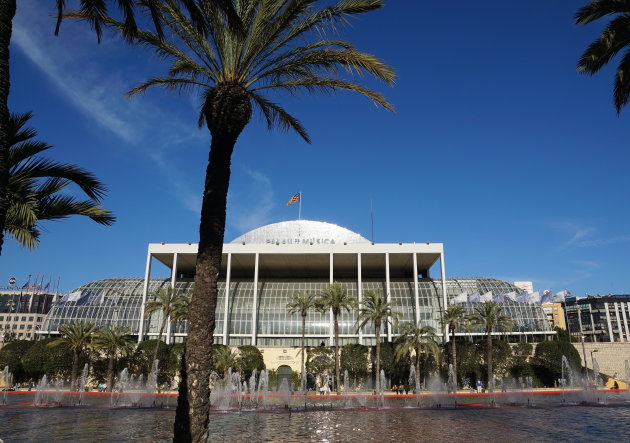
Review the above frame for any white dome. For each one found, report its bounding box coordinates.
[230,220,369,245]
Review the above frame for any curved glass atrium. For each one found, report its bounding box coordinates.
[42,277,552,346]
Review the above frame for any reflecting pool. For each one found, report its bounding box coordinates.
[1,402,629,442]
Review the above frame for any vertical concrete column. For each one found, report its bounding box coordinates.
[440,252,448,342]
[166,253,178,344]
[357,253,363,345]
[329,252,334,346]
[385,252,391,342]
[614,303,625,342]
[621,302,630,342]
[413,253,420,326]
[138,251,152,343]
[604,302,614,341]
[223,253,232,345]
[252,253,259,345]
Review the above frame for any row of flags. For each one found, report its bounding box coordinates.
[450,289,571,306]
[19,275,52,292]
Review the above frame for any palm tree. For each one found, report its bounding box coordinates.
[440,305,466,390]
[467,301,512,392]
[355,290,399,394]
[286,291,317,391]
[48,320,97,388]
[3,111,114,250]
[212,345,239,377]
[0,0,236,257]
[316,282,358,395]
[144,286,190,368]
[78,2,394,438]
[92,326,136,392]
[575,0,630,113]
[394,322,439,397]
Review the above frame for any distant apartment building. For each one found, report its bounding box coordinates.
[564,295,630,342]
[542,302,566,330]
[0,289,56,347]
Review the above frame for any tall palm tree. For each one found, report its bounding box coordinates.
[144,286,190,368]
[316,282,358,395]
[575,0,630,113]
[48,320,97,388]
[467,301,512,392]
[92,326,136,392]
[440,305,466,390]
[3,111,114,250]
[76,2,394,439]
[0,0,236,257]
[286,290,317,391]
[394,322,439,396]
[355,289,399,394]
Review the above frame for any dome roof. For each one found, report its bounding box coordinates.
[230,220,370,245]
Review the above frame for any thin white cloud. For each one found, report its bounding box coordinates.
[576,234,630,248]
[12,0,207,213]
[227,166,275,235]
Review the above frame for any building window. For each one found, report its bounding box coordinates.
[29,316,34,321]
[19,324,25,330]
[18,333,23,337]
[21,316,26,321]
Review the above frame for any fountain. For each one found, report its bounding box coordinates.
[146,360,159,407]
[2,366,13,405]
[378,370,386,408]
[408,365,419,407]
[76,363,89,406]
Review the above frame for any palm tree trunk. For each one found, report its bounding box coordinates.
[71,350,79,390]
[334,314,340,395]
[0,0,16,257]
[107,354,115,392]
[451,327,457,390]
[174,83,251,443]
[153,316,168,370]
[486,326,493,393]
[374,319,381,394]
[301,314,306,391]
[415,349,421,394]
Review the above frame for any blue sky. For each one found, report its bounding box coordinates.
[1,1,629,296]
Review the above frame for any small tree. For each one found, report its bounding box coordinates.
[306,347,334,376]
[22,337,75,381]
[440,305,466,389]
[533,340,581,386]
[317,283,358,394]
[144,286,190,370]
[92,326,136,391]
[355,290,399,394]
[211,345,236,377]
[0,340,34,382]
[237,345,265,379]
[394,323,439,394]
[48,321,97,388]
[287,291,317,390]
[468,302,512,392]
[340,344,370,381]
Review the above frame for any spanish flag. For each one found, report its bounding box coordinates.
[286,193,300,206]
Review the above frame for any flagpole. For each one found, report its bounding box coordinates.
[298,192,302,221]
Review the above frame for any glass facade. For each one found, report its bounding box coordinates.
[41,277,552,345]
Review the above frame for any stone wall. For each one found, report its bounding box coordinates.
[571,342,630,379]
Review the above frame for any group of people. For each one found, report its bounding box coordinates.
[391,384,407,395]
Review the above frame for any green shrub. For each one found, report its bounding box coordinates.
[0,340,34,382]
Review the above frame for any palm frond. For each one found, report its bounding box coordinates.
[575,0,630,25]
[613,47,630,111]
[577,15,630,74]
[248,91,311,142]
